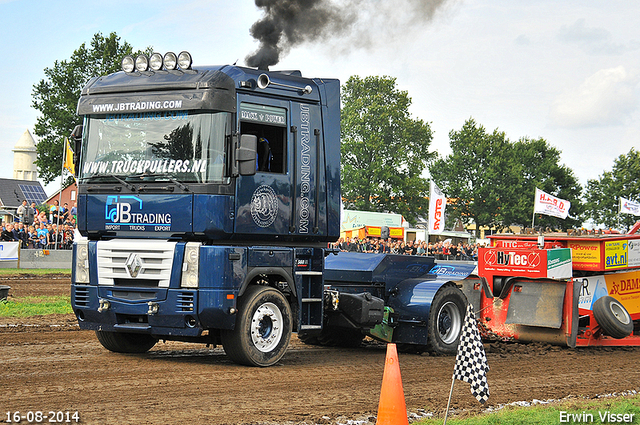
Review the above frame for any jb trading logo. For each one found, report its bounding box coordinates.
[105,195,172,226]
[106,195,143,223]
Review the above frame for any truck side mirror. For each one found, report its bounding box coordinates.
[237,134,257,176]
[70,124,83,178]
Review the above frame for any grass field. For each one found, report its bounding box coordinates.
[0,295,72,317]
[415,392,640,424]
[0,268,71,275]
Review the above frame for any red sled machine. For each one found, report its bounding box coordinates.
[465,225,640,348]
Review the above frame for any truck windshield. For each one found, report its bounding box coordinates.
[79,111,231,184]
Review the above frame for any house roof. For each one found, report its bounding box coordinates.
[0,178,48,208]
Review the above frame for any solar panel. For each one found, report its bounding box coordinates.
[18,184,48,205]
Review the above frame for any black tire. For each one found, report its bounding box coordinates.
[221,286,292,367]
[592,296,633,339]
[426,285,467,355]
[95,330,157,353]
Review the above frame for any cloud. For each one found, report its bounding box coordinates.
[550,66,640,128]
[557,18,630,55]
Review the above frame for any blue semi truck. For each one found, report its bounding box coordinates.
[70,52,479,366]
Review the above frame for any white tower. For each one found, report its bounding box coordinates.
[12,129,38,181]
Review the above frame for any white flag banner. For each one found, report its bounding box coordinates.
[620,197,640,216]
[534,188,570,219]
[0,242,19,261]
[428,181,446,234]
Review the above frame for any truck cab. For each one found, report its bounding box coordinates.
[71,52,341,366]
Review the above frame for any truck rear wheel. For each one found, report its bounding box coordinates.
[593,296,634,339]
[427,286,467,355]
[95,330,157,353]
[222,285,292,367]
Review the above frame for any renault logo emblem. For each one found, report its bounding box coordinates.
[125,253,143,278]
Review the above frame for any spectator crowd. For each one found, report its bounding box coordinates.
[0,200,77,250]
[2,200,482,260]
[331,237,481,261]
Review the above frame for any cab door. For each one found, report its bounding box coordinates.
[235,98,292,238]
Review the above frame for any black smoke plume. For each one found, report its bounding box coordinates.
[246,0,452,70]
[247,0,353,70]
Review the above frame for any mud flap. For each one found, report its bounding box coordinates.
[369,307,394,342]
[505,280,566,328]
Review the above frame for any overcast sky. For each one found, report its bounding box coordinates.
[1,0,638,197]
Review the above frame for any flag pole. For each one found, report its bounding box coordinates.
[443,375,456,425]
[531,208,535,229]
[55,138,68,250]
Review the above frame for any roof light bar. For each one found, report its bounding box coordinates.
[121,51,193,73]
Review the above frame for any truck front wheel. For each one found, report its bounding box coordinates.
[222,285,292,367]
[427,286,467,355]
[95,330,157,353]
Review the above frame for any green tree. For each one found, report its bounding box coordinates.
[31,32,150,183]
[429,119,519,237]
[340,76,435,225]
[430,119,583,236]
[584,148,640,231]
[511,137,583,229]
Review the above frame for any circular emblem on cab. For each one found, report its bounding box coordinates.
[251,185,278,228]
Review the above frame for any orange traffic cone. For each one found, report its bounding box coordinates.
[376,343,409,425]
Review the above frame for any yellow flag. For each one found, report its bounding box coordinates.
[63,138,75,175]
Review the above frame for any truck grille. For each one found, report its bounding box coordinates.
[74,286,90,307]
[96,240,176,288]
[177,292,195,312]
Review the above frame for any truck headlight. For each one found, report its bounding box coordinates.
[177,51,192,70]
[135,54,149,72]
[164,52,177,71]
[181,242,201,288]
[149,53,163,71]
[121,55,135,73]
[75,240,90,284]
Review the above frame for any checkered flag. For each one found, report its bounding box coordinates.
[453,303,489,404]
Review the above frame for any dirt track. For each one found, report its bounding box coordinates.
[2,276,640,425]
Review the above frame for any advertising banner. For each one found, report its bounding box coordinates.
[604,240,628,270]
[619,197,640,216]
[479,247,572,279]
[628,239,640,268]
[534,188,570,219]
[567,240,601,271]
[577,270,640,315]
[428,181,446,234]
[0,242,19,261]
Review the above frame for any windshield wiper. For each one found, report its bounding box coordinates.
[81,175,136,191]
[126,173,189,192]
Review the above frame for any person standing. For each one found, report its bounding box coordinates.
[16,200,27,223]
[1,223,16,241]
[25,202,36,226]
[50,200,60,225]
